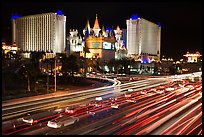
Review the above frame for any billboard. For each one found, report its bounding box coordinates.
[92,42,100,49]
[103,42,112,49]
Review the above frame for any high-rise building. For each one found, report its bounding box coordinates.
[126,15,161,62]
[12,11,66,58]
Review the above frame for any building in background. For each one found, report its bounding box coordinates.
[122,29,127,48]
[114,26,127,59]
[12,10,66,58]
[83,14,116,61]
[67,29,84,54]
[183,52,202,63]
[126,15,161,62]
[2,42,19,59]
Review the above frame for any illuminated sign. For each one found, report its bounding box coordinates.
[92,42,100,48]
[103,42,111,49]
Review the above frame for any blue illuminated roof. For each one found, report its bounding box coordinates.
[141,56,151,63]
[56,10,64,16]
[158,22,161,27]
[11,15,21,20]
[131,14,139,20]
[106,28,112,31]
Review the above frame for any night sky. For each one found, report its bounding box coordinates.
[2,1,202,60]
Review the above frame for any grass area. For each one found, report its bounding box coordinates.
[2,75,103,101]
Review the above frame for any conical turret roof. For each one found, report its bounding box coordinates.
[93,14,100,29]
[85,19,91,34]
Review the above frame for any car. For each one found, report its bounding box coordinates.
[65,106,81,114]
[125,94,131,97]
[109,97,117,102]
[111,103,119,109]
[86,111,96,116]
[21,113,38,125]
[47,114,79,128]
[140,91,146,94]
[157,90,164,94]
[53,108,64,113]
[128,89,133,92]
[65,108,75,114]
[126,98,136,103]
[149,88,156,92]
[22,117,35,125]
[165,87,175,91]
[95,97,103,101]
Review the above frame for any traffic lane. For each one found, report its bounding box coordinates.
[152,103,202,135]
[4,79,201,134]
[45,81,178,135]
[89,85,201,135]
[53,87,178,134]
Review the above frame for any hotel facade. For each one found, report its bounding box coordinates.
[126,15,161,62]
[12,12,66,58]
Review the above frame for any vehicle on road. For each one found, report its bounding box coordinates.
[65,106,80,114]
[111,103,119,109]
[86,111,96,116]
[22,117,36,125]
[128,88,133,92]
[47,114,79,128]
[125,98,136,103]
[125,94,132,98]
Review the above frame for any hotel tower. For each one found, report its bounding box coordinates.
[12,11,66,58]
[126,15,161,62]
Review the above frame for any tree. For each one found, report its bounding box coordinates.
[114,59,122,74]
[107,59,115,74]
[61,54,79,82]
[120,58,129,74]
[30,51,45,92]
[17,60,37,94]
[43,58,51,92]
[67,54,79,77]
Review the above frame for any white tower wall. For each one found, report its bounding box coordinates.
[13,12,66,54]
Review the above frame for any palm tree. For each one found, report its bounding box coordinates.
[17,60,37,94]
[107,59,115,74]
[44,58,51,92]
[67,54,79,78]
[120,58,129,74]
[114,59,122,74]
[30,51,45,93]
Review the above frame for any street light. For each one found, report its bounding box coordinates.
[54,53,57,92]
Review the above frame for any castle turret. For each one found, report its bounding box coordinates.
[92,14,101,37]
[114,26,122,41]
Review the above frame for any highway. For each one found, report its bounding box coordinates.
[2,77,168,120]
[2,72,202,135]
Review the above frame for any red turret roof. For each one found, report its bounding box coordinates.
[93,14,100,29]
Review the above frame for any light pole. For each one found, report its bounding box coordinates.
[54,53,57,92]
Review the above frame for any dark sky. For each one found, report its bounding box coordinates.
[2,1,202,60]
